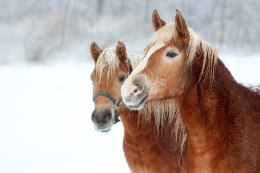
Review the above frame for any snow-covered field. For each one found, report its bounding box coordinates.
[0,55,259,173]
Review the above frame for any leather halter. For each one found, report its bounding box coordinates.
[93,91,122,124]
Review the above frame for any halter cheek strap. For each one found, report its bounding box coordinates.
[93,91,122,124]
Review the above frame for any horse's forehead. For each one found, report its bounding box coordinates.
[126,42,164,82]
[145,42,165,60]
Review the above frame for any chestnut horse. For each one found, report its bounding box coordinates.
[121,9,260,173]
[90,41,182,173]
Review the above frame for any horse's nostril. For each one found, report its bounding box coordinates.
[92,109,113,124]
[91,111,97,122]
[132,77,145,94]
[105,112,112,121]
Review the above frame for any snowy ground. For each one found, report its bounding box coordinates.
[0,55,259,173]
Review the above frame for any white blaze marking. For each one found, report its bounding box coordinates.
[121,42,165,99]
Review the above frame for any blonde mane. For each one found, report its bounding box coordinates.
[139,99,187,157]
[95,47,143,84]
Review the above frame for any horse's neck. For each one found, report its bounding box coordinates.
[177,59,238,152]
[120,110,180,163]
[120,110,154,138]
[120,110,176,141]
[177,57,260,171]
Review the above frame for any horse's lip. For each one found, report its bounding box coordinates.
[94,124,112,132]
[127,95,148,110]
[99,129,110,132]
[96,127,111,132]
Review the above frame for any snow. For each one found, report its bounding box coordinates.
[0,64,129,173]
[0,55,259,173]
[221,54,260,85]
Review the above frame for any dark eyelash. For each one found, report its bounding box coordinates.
[166,51,177,58]
[119,75,126,83]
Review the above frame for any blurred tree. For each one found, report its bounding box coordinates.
[120,1,125,15]
[0,0,260,63]
[60,0,74,49]
[219,0,226,45]
[144,0,150,22]
[96,0,104,17]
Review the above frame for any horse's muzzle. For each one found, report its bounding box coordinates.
[91,107,114,132]
[122,76,149,110]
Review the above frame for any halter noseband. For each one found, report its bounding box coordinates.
[92,91,122,124]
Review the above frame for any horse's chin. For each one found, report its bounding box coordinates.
[126,95,148,110]
[127,103,145,110]
[97,128,111,132]
[94,124,112,132]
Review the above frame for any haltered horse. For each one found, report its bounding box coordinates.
[90,41,182,173]
[121,9,260,173]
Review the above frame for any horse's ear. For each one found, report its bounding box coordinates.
[116,41,127,63]
[175,9,189,38]
[152,10,166,31]
[90,42,103,63]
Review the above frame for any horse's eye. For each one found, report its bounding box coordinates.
[166,51,177,58]
[119,75,126,83]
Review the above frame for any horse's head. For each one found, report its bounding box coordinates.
[121,9,189,110]
[90,41,135,132]
[121,9,217,110]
